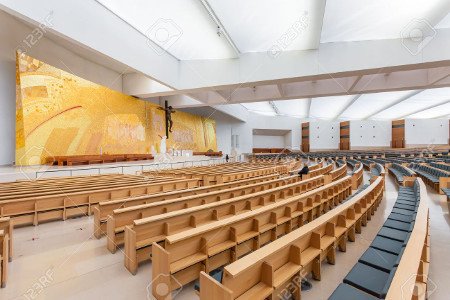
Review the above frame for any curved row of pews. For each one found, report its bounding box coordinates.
[0,152,437,298]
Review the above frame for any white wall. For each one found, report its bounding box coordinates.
[253,135,286,148]
[213,112,302,155]
[405,118,449,145]
[350,120,391,148]
[309,121,340,150]
[0,11,124,165]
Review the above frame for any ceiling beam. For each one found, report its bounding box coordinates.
[306,98,312,118]
[400,99,450,119]
[199,0,240,55]
[363,90,424,119]
[333,94,362,120]
[348,75,363,93]
[269,101,280,115]
[276,84,285,98]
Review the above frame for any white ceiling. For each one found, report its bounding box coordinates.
[207,0,325,53]
[321,0,449,43]
[97,0,450,59]
[79,0,450,120]
[241,87,450,120]
[96,0,236,60]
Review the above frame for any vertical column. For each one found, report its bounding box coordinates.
[339,121,350,150]
[301,122,310,152]
[391,120,405,148]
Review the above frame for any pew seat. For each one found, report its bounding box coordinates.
[344,263,396,298]
[329,284,377,300]
[370,236,404,256]
[358,248,401,273]
[236,282,272,300]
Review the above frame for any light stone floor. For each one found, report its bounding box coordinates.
[0,172,448,300]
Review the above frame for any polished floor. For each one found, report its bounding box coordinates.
[0,172,448,300]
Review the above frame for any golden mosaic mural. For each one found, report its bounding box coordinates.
[15,53,217,165]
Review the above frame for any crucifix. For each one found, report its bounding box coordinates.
[158,100,175,139]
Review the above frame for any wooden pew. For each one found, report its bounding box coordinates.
[125,176,351,275]
[351,163,364,190]
[105,175,305,250]
[48,154,154,166]
[303,163,333,180]
[327,164,347,182]
[151,177,355,297]
[198,177,384,300]
[193,151,223,157]
[385,179,430,300]
[93,174,280,238]
[124,177,351,274]
[153,165,289,186]
[0,174,161,197]
[0,218,12,262]
[0,178,199,227]
[0,229,9,288]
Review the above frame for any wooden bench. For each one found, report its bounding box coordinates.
[124,176,345,274]
[198,176,384,300]
[410,163,450,194]
[0,174,151,191]
[351,163,364,190]
[151,165,289,186]
[297,163,333,181]
[0,229,9,288]
[0,177,176,201]
[0,218,12,262]
[151,177,356,297]
[327,164,347,182]
[93,174,280,238]
[329,178,426,299]
[104,175,306,251]
[384,179,430,300]
[193,151,223,157]
[387,163,416,186]
[0,178,199,227]
[48,154,154,166]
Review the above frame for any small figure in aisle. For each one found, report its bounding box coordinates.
[298,165,309,179]
[225,154,229,162]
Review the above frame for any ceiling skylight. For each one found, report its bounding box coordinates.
[97,0,236,60]
[241,101,277,116]
[321,0,449,43]
[273,99,310,118]
[341,90,416,119]
[310,95,354,120]
[208,0,325,53]
[372,87,450,119]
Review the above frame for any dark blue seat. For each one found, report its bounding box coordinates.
[383,219,414,232]
[388,212,415,223]
[395,200,417,207]
[344,263,396,298]
[377,227,410,243]
[393,203,417,211]
[358,248,401,273]
[328,283,377,300]
[390,207,415,216]
[194,269,223,292]
[370,236,404,255]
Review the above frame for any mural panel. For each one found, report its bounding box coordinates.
[15,53,217,165]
